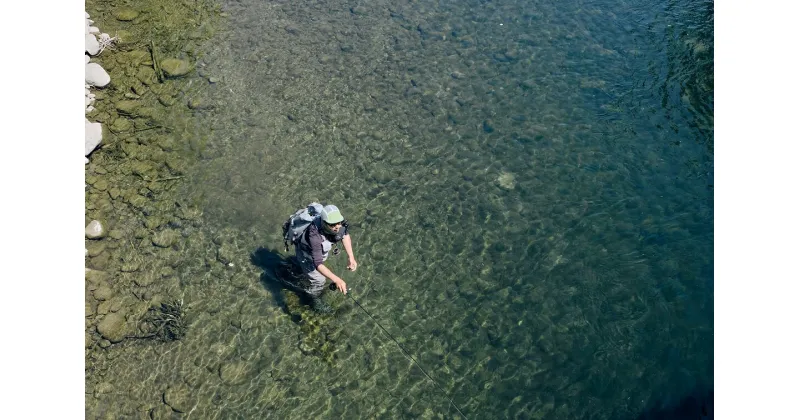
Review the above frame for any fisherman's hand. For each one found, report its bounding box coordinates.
[334,278,348,294]
[347,259,358,272]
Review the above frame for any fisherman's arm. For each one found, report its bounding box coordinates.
[342,233,358,271]
[315,263,347,294]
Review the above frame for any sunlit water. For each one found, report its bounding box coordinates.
[86,0,713,418]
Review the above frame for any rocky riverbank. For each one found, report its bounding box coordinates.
[83,1,227,416]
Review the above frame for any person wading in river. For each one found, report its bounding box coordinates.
[282,203,358,313]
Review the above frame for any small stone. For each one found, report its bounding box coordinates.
[85,63,110,87]
[160,58,193,77]
[113,8,140,21]
[85,220,106,239]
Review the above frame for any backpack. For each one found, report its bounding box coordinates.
[282,202,324,252]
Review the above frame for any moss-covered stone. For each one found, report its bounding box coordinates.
[163,385,194,413]
[136,66,157,85]
[93,285,114,301]
[110,117,133,133]
[93,179,108,191]
[96,312,129,343]
[152,229,180,248]
[158,95,177,106]
[161,59,193,77]
[86,242,106,257]
[113,8,140,22]
[108,187,121,200]
[116,100,143,116]
[145,216,165,230]
[188,97,214,110]
[124,50,151,66]
[128,194,149,209]
[156,136,176,151]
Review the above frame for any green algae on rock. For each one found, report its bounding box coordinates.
[160,58,193,77]
[112,8,140,22]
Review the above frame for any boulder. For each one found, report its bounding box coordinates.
[85,33,100,55]
[96,312,128,343]
[85,220,106,238]
[85,119,102,156]
[160,59,193,77]
[85,63,110,87]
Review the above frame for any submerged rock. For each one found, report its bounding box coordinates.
[497,171,516,190]
[163,384,193,413]
[113,8,140,22]
[161,58,193,77]
[96,311,128,343]
[219,361,252,385]
[115,100,143,116]
[152,229,180,248]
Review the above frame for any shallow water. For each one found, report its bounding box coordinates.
[85,0,713,418]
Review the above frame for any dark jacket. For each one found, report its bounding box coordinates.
[299,220,348,268]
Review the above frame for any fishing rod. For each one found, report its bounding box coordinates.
[343,289,469,419]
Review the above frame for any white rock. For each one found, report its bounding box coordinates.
[85,55,90,65]
[89,26,99,34]
[85,12,90,19]
[85,96,94,107]
[85,248,89,257]
[85,158,90,165]
[85,63,110,87]
[86,106,95,113]
[85,88,90,96]
[85,220,105,239]
[85,119,102,155]
[86,33,100,55]
[88,19,94,24]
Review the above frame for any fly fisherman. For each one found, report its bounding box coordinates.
[287,204,358,313]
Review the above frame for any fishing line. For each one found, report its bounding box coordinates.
[345,292,469,419]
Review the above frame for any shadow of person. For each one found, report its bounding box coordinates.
[250,247,312,312]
